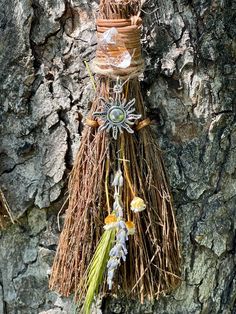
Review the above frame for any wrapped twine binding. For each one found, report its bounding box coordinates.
[92,17,144,79]
[49,0,181,311]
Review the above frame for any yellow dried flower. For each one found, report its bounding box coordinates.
[105,214,117,224]
[125,221,135,235]
[104,214,118,230]
[130,197,146,213]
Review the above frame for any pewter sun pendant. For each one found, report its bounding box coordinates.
[93,80,141,140]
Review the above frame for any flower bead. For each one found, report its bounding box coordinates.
[130,197,146,213]
[126,221,135,235]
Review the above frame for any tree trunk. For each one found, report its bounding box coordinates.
[0,0,235,313]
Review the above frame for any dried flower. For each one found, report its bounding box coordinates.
[130,197,146,213]
[112,169,124,187]
[104,214,118,230]
[106,168,129,290]
[126,221,135,235]
[107,222,128,290]
[113,196,124,218]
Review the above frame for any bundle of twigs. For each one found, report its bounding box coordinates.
[49,79,111,295]
[117,81,180,299]
[49,0,181,312]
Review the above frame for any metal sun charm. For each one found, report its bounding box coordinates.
[93,80,141,140]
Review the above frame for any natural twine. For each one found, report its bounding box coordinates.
[92,16,144,79]
[86,117,152,131]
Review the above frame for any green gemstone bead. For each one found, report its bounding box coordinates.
[108,108,125,123]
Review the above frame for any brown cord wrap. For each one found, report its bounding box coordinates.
[86,117,152,131]
[85,118,100,128]
[135,118,152,131]
[92,17,144,79]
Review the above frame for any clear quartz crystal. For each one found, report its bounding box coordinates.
[98,27,132,69]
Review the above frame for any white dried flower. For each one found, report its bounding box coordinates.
[130,197,146,213]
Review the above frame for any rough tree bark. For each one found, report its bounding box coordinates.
[0,0,235,313]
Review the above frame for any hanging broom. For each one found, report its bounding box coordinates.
[49,0,181,312]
